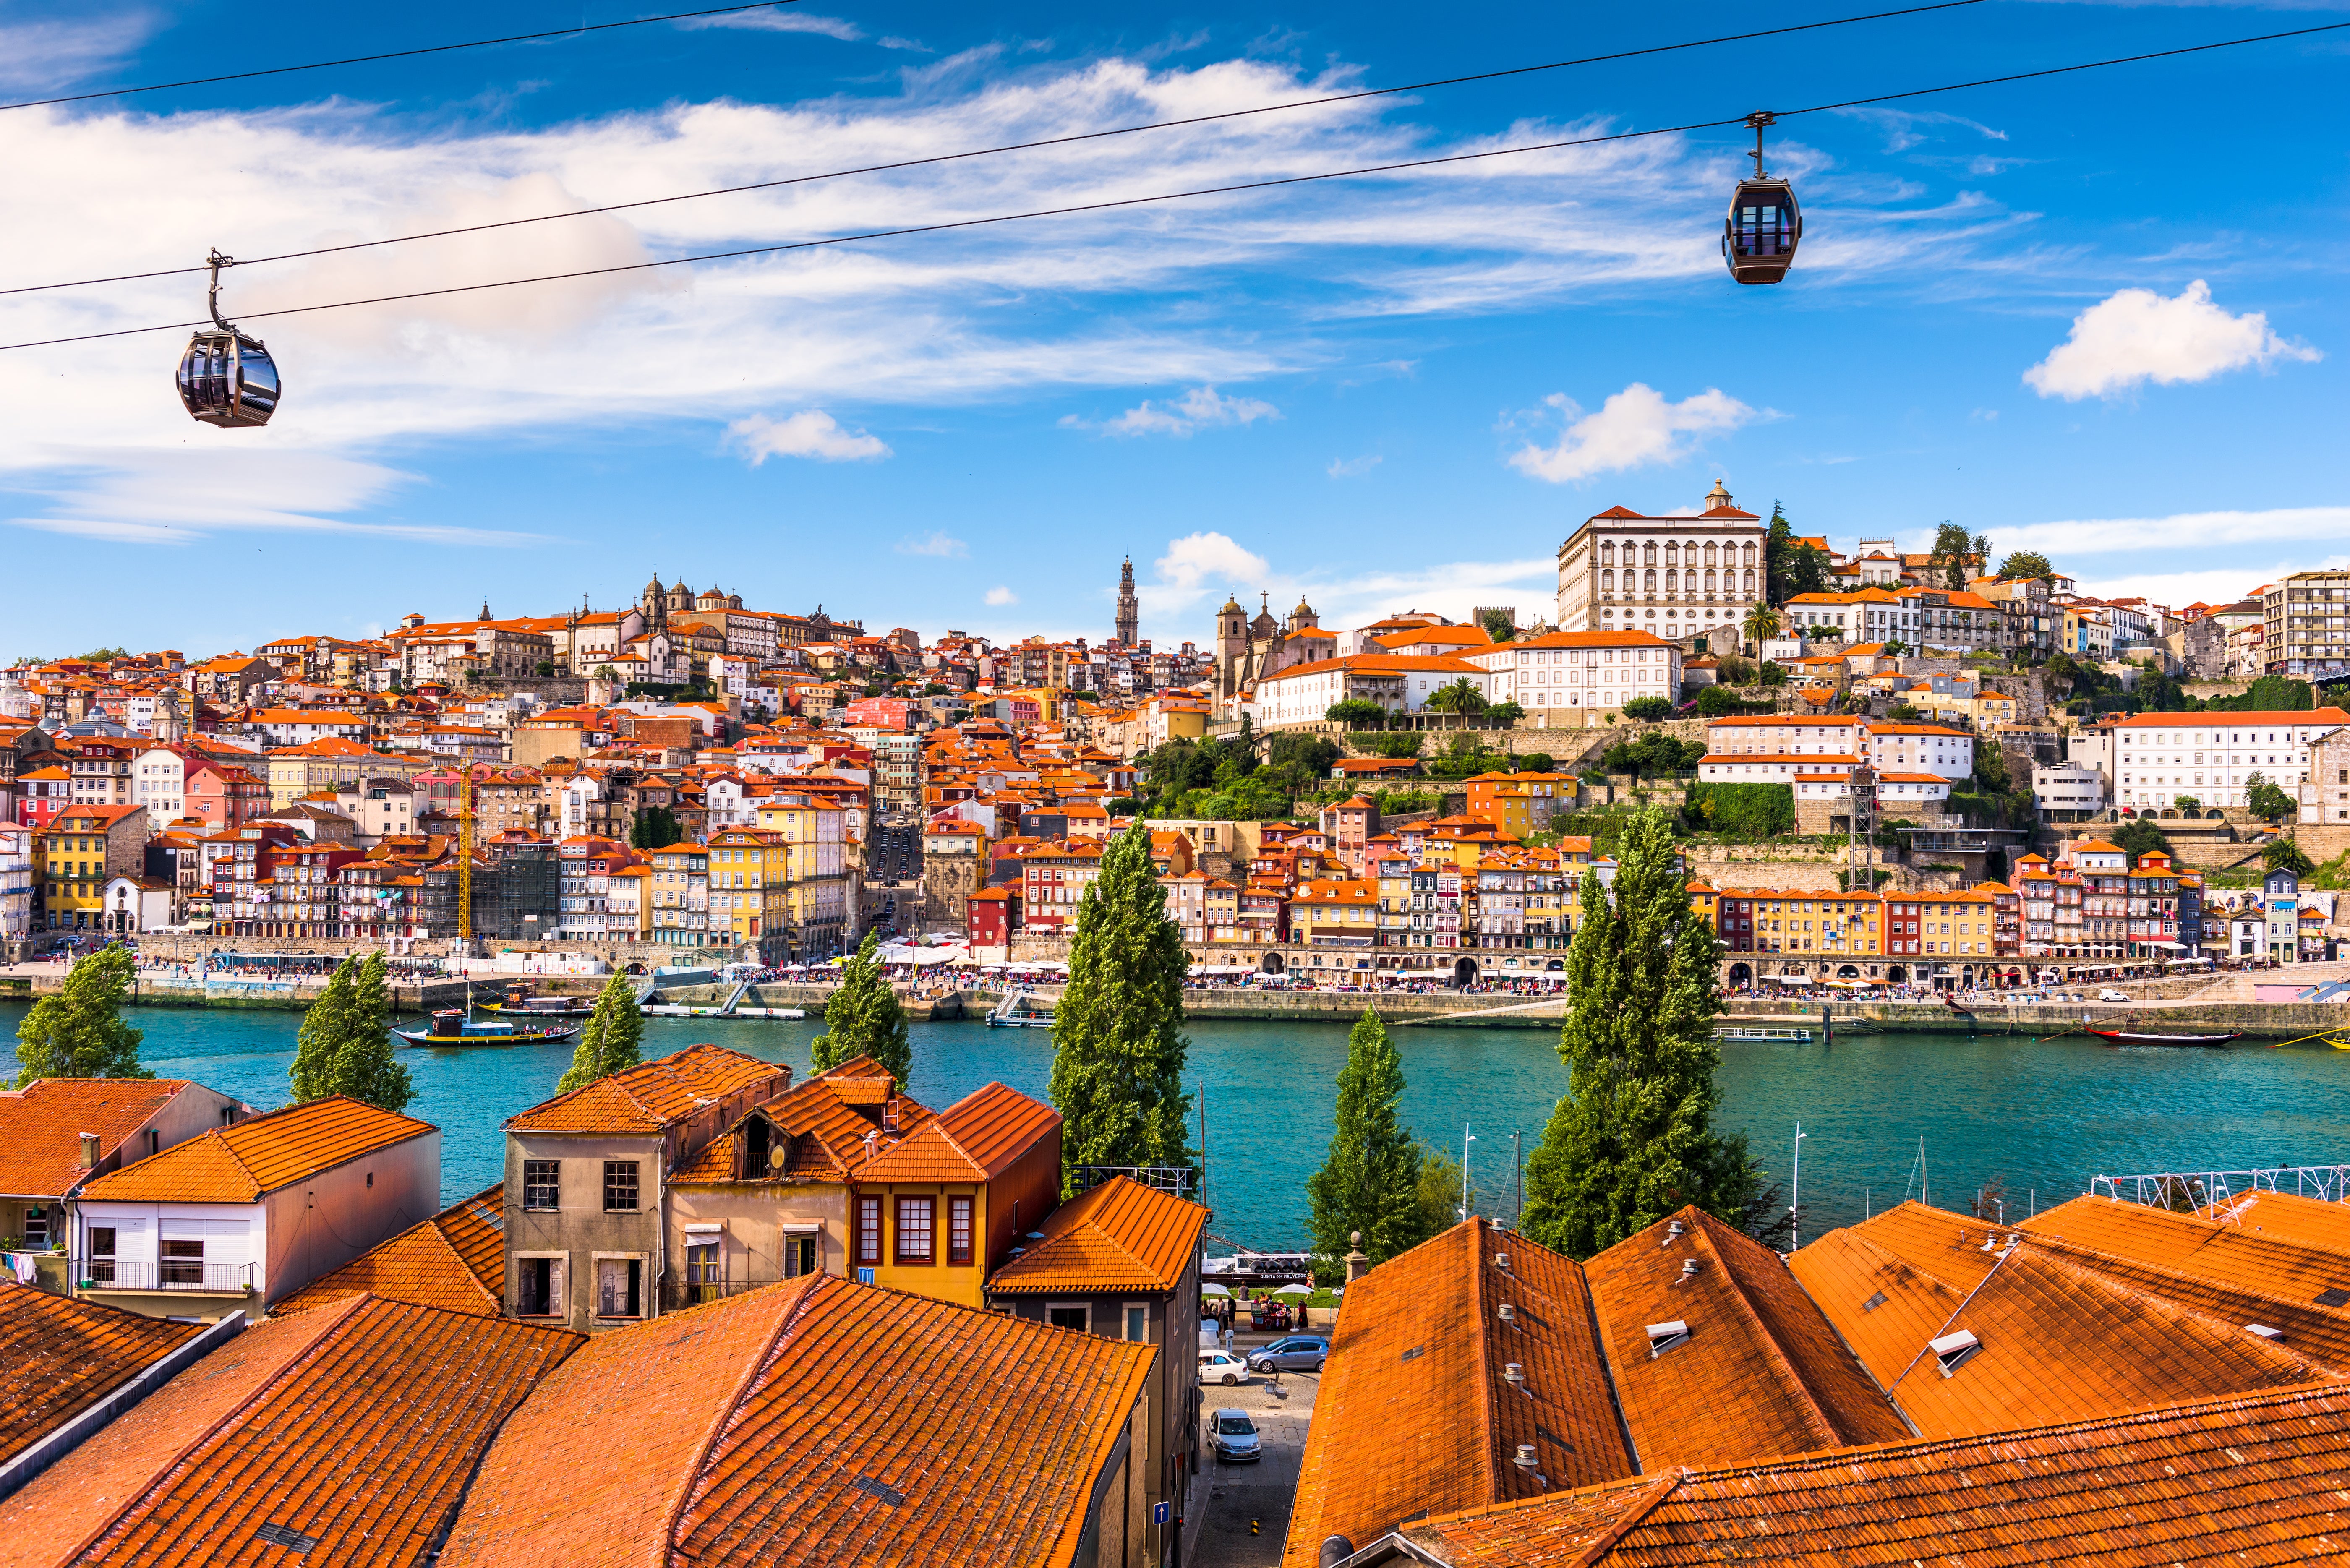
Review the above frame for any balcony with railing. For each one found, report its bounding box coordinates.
[76,1257,257,1294]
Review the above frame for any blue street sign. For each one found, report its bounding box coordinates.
[1152,1502,1171,1526]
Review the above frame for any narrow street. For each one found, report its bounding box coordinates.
[1186,1349,1319,1568]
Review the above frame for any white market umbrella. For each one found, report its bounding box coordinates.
[1271,1283,1313,1297]
[1199,1284,1232,1297]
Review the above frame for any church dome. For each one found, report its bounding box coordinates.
[1220,595,1246,616]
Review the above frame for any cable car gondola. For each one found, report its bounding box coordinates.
[177,250,281,427]
[1723,112,1800,286]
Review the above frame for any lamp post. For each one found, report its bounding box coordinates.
[1460,1124,1477,1221]
[1790,1122,1807,1250]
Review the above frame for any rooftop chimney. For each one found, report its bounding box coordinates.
[78,1131,100,1168]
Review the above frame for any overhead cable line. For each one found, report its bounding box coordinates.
[5,17,2345,354]
[0,0,1990,298]
[0,2,813,113]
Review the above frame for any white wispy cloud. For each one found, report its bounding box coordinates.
[675,11,865,41]
[727,411,892,463]
[984,585,1018,605]
[1508,384,1755,483]
[1990,506,2350,559]
[1066,386,1281,437]
[2024,280,2319,400]
[0,8,157,92]
[1326,454,1381,478]
[893,530,967,557]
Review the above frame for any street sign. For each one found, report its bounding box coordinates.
[1152,1503,1170,1526]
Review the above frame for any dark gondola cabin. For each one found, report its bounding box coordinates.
[178,248,282,428]
[177,328,281,427]
[1723,112,1800,286]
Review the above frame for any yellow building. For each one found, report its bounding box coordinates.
[648,842,710,948]
[706,827,791,962]
[755,791,851,960]
[264,738,429,807]
[42,804,149,931]
[850,1081,1064,1308]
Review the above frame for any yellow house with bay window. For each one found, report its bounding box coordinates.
[847,1081,1062,1308]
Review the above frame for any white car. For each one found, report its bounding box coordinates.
[1196,1350,1251,1386]
[2097,989,2130,1002]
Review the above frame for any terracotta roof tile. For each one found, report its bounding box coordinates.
[0,1079,198,1199]
[77,1096,435,1204]
[1404,1381,2350,1565]
[858,1081,1059,1184]
[504,1044,785,1135]
[1583,1208,1908,1469]
[271,1184,506,1318]
[0,1294,577,1568]
[988,1175,1205,1296]
[668,1058,934,1185]
[1282,1219,1634,1568]
[441,1275,1152,1568]
[0,1282,205,1466]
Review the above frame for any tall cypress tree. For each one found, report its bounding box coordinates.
[1048,824,1194,1197]
[559,968,646,1093]
[1306,1007,1427,1264]
[330,951,413,1114]
[13,945,149,1086]
[290,956,358,1102]
[809,931,911,1088]
[1521,806,1761,1257]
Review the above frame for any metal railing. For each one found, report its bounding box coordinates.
[2085,1166,2350,1214]
[1072,1165,1200,1198]
[76,1258,257,1292]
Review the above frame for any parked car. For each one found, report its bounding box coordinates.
[2097,989,2130,1002]
[1210,1408,1261,1463]
[1248,1334,1329,1373]
[1197,1350,1251,1386]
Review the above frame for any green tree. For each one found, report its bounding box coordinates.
[559,969,647,1092]
[1742,604,1781,650]
[1621,696,1673,722]
[290,956,359,1102]
[1327,698,1386,729]
[1304,1008,1429,1264]
[1757,660,1789,688]
[1416,1140,1474,1233]
[1928,521,1975,591]
[1048,825,1194,1195]
[1265,731,1341,785]
[1520,807,1761,1257]
[2173,794,2203,816]
[809,931,911,1087]
[1695,685,1742,717]
[1478,609,1518,643]
[2266,836,2316,877]
[1483,701,1526,728]
[2246,771,2295,825]
[13,946,149,1085]
[629,805,682,849]
[332,952,413,1113]
[1995,550,2054,583]
[1424,678,1488,716]
[2113,817,2172,858]
[1762,502,1795,604]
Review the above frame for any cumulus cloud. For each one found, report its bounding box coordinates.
[894,530,967,556]
[1508,384,1755,483]
[1154,531,1270,591]
[1326,454,1381,478]
[2023,280,2319,400]
[727,411,891,463]
[984,585,1018,605]
[1068,386,1281,437]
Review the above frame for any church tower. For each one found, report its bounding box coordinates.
[1116,557,1139,648]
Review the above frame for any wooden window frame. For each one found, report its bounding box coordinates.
[603,1161,640,1213]
[856,1196,883,1266]
[895,1195,935,1266]
[948,1195,974,1266]
[1046,1302,1090,1333]
[522,1159,561,1211]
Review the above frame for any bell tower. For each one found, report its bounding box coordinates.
[1116,557,1139,648]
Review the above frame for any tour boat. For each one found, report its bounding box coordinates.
[479,988,597,1019]
[2086,1027,2240,1049]
[393,1008,582,1048]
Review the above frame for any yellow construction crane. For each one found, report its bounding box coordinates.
[457,765,474,941]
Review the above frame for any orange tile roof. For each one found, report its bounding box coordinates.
[1282,1219,1634,1568]
[77,1095,435,1203]
[440,1275,1152,1568]
[669,1057,933,1184]
[0,1078,201,1198]
[988,1175,1206,1296]
[1403,1381,2350,1566]
[0,1282,205,1466]
[858,1080,1059,1184]
[272,1184,506,1317]
[1583,1208,1908,1470]
[504,1043,785,1135]
[0,1294,577,1568]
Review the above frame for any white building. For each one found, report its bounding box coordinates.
[2300,726,2350,826]
[1250,655,1494,728]
[1462,630,1683,718]
[2263,571,2350,681]
[1700,716,1973,783]
[70,1096,440,1322]
[1554,480,1767,644]
[2110,708,2350,813]
[2033,762,2107,820]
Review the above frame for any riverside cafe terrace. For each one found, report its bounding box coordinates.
[1733,957,2218,996]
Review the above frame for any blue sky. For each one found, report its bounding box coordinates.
[0,0,2344,657]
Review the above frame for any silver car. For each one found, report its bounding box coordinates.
[1248,1334,1329,1373]
[1211,1408,1261,1463]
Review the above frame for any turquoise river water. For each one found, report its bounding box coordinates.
[7,1002,2346,1250]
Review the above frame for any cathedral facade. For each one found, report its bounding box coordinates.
[1213,592,1335,703]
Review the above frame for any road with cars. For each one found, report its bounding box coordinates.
[1187,1333,1323,1568]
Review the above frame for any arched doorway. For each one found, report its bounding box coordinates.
[1452,957,1479,987]
[1836,964,1860,979]
[1886,965,1907,984]
[1728,962,1752,986]
[1260,952,1285,975]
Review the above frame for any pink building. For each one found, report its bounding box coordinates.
[186,762,269,832]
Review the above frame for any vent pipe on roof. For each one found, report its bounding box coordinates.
[1498,1303,1517,1325]
[1512,1444,1539,1471]
[1318,1538,1357,1568]
[1494,1252,1511,1272]
[1663,1220,1684,1245]
[1678,1259,1700,1282]
[1503,1362,1527,1391]
[78,1131,100,1168]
